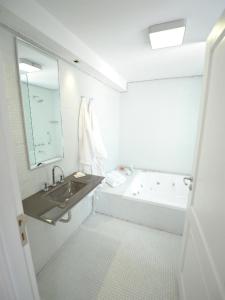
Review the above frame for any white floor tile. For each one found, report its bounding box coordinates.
[37,213,181,300]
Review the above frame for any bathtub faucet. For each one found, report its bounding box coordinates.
[183,176,193,191]
[183,176,193,186]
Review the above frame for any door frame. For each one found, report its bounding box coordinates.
[0,52,40,299]
[179,10,225,300]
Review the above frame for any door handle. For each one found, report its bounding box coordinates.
[17,214,28,246]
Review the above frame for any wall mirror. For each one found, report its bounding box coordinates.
[16,38,64,169]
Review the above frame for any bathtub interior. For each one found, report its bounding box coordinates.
[123,170,190,209]
[95,169,189,235]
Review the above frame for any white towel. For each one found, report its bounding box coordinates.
[78,97,94,173]
[105,170,126,187]
[78,97,107,176]
[89,100,107,175]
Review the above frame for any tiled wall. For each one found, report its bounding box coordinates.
[0,25,121,273]
[120,77,202,174]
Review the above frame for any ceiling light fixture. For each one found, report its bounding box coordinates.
[149,19,186,50]
[19,58,42,73]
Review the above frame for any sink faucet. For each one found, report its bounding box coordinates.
[52,165,64,186]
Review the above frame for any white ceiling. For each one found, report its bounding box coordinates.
[36,0,225,81]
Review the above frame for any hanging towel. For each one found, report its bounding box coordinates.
[89,99,107,176]
[78,97,94,173]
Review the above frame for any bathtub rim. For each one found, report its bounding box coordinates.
[124,166,191,178]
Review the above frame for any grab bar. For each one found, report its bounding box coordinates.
[59,210,72,223]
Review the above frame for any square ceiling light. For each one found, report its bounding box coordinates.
[19,58,42,73]
[149,19,186,50]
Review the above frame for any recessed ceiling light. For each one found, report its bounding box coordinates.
[149,19,186,50]
[19,58,42,73]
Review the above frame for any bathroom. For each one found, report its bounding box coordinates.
[0,1,225,300]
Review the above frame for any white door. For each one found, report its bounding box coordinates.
[180,11,225,300]
[0,53,40,299]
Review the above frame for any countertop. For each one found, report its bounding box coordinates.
[23,173,104,225]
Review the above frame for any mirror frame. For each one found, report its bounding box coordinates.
[15,37,64,170]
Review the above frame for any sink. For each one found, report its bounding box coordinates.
[43,180,87,208]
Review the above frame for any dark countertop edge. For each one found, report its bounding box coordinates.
[23,173,104,225]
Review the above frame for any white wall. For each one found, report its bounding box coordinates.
[0,25,120,273]
[1,26,120,199]
[120,77,202,174]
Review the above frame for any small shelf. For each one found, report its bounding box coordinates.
[23,173,104,225]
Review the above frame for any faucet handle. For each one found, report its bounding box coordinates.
[60,175,64,183]
[43,182,49,192]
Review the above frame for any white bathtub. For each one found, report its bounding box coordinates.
[124,171,189,209]
[95,170,190,235]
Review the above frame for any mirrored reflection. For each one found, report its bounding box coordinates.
[17,39,63,169]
